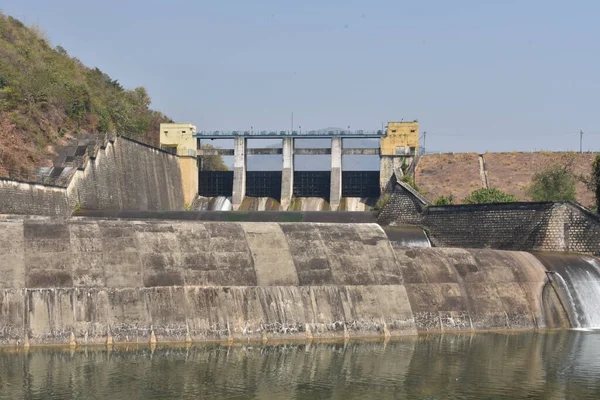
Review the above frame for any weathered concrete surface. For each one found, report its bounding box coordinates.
[179,156,198,207]
[67,137,185,212]
[0,217,574,346]
[0,218,417,346]
[280,137,294,210]
[329,138,342,211]
[232,137,247,210]
[0,179,70,216]
[0,136,186,216]
[393,246,552,332]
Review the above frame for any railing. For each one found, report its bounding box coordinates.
[194,130,385,138]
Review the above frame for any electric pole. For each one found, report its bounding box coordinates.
[580,130,584,153]
[422,131,427,154]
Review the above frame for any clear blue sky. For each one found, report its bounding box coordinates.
[4,0,600,153]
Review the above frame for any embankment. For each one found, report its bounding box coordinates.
[0,217,574,346]
[415,152,596,207]
[0,135,186,216]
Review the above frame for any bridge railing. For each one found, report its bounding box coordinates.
[194,130,385,138]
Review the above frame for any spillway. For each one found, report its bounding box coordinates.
[195,196,233,211]
[382,226,431,247]
[535,253,600,329]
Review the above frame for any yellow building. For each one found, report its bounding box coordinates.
[160,123,197,156]
[380,121,419,156]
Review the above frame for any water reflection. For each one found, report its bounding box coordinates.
[0,332,599,399]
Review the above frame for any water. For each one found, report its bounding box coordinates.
[196,196,233,211]
[2,332,600,399]
[383,225,431,247]
[535,253,600,329]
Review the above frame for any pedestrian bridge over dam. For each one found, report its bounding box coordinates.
[194,129,412,210]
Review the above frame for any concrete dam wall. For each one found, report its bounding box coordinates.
[0,216,583,347]
[0,136,186,216]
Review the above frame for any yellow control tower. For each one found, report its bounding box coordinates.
[380,121,419,156]
[159,123,197,156]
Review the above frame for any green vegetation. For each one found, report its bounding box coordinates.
[373,192,391,213]
[199,145,229,171]
[433,194,454,205]
[0,14,170,178]
[462,188,518,204]
[591,155,600,212]
[401,175,420,192]
[527,164,576,202]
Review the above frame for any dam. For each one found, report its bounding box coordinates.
[1,214,599,348]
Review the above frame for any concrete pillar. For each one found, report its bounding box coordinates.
[179,156,198,208]
[379,156,407,192]
[232,137,247,210]
[280,137,294,210]
[330,137,342,211]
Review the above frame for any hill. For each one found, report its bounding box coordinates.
[0,13,170,180]
[415,152,597,208]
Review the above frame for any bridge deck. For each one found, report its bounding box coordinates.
[197,148,381,156]
[194,130,384,139]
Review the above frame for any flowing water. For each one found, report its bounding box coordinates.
[535,253,600,329]
[195,196,233,211]
[383,225,431,247]
[2,332,600,399]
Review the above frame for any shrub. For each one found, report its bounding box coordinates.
[462,188,518,204]
[433,194,454,205]
[527,164,576,202]
[593,155,600,211]
[373,193,391,213]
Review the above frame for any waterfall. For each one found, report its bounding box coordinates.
[536,253,600,329]
[195,196,232,211]
[210,196,233,211]
[382,226,431,248]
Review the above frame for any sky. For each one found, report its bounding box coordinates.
[3,0,600,154]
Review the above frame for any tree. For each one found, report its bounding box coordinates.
[433,194,454,205]
[527,164,576,202]
[200,145,228,171]
[462,188,518,204]
[593,155,600,211]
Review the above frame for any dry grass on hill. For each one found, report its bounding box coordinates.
[415,153,482,202]
[415,152,597,207]
[484,152,595,207]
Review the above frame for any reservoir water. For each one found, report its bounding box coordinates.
[1,331,600,399]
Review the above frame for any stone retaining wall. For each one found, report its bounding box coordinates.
[379,184,600,255]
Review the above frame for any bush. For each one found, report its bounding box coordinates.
[433,194,454,205]
[462,188,518,204]
[401,175,419,192]
[373,193,391,212]
[527,164,576,202]
[593,155,600,211]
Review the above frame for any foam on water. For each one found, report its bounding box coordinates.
[536,254,600,329]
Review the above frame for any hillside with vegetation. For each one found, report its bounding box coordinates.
[416,152,598,209]
[0,13,170,179]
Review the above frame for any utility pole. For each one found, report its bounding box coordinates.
[580,130,584,153]
[291,112,294,135]
[422,131,427,154]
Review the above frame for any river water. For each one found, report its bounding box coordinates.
[1,331,600,399]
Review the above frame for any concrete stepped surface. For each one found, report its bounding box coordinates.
[0,217,577,346]
[35,133,108,186]
[0,134,185,216]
